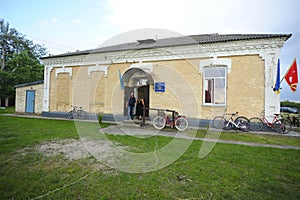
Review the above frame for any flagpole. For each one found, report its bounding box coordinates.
[280,58,296,83]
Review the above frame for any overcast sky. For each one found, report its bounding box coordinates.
[1,0,299,102]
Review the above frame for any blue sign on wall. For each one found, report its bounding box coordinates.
[155,82,165,92]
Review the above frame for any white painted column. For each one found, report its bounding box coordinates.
[260,51,281,119]
[42,65,53,112]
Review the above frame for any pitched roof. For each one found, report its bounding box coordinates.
[42,33,292,59]
[15,80,44,88]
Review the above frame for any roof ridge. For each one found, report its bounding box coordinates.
[42,33,292,59]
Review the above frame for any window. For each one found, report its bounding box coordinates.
[203,67,226,105]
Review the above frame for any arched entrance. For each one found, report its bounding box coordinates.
[122,68,153,117]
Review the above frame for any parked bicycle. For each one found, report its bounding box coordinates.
[212,112,250,131]
[249,112,291,134]
[68,106,87,120]
[152,110,188,131]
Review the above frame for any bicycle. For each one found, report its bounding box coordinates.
[152,110,188,131]
[212,112,250,131]
[249,112,291,134]
[68,106,87,120]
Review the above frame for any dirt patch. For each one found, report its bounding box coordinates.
[35,139,125,162]
[36,139,91,160]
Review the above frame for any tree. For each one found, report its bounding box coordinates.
[0,18,48,106]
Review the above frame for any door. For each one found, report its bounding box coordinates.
[138,85,149,117]
[25,90,35,113]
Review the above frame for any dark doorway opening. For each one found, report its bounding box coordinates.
[138,85,149,117]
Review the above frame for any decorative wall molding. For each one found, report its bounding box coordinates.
[43,65,55,112]
[88,65,108,77]
[199,58,232,73]
[55,67,72,78]
[130,62,153,73]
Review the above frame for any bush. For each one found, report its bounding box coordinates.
[97,114,103,127]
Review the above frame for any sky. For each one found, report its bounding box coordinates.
[0,0,299,102]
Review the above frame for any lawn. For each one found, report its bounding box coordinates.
[0,115,299,199]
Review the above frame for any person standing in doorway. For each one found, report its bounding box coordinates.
[127,93,136,120]
[136,96,145,120]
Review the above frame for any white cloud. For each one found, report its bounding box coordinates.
[41,17,59,26]
[73,19,81,24]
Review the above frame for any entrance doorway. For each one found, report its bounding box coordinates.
[25,90,35,113]
[122,68,153,117]
[138,85,149,117]
[123,85,150,117]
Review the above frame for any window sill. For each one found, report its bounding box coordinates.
[202,103,226,107]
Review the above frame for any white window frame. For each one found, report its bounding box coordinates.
[203,66,227,106]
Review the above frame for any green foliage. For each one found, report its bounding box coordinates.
[97,114,103,127]
[281,101,300,109]
[0,18,48,100]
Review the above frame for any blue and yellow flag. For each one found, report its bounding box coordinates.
[273,59,280,94]
[118,69,124,90]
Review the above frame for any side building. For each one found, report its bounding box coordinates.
[40,33,291,120]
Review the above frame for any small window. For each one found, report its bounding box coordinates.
[203,67,226,105]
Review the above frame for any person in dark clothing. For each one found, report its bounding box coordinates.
[127,93,136,120]
[136,96,145,119]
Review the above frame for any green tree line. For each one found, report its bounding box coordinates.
[0,18,48,106]
[281,101,300,110]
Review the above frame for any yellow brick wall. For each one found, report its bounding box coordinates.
[49,55,265,119]
[226,55,264,118]
[105,63,130,115]
[149,59,201,118]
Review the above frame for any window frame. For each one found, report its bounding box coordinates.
[203,66,227,106]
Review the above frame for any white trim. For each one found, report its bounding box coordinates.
[199,58,232,73]
[260,51,281,119]
[130,62,153,73]
[88,65,108,77]
[42,65,54,112]
[202,66,227,106]
[55,67,72,78]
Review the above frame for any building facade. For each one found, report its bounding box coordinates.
[15,80,44,114]
[40,34,291,120]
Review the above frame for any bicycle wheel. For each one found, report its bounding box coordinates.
[78,110,87,120]
[223,120,233,130]
[249,117,264,131]
[153,116,166,130]
[273,119,291,134]
[212,116,226,129]
[175,117,188,131]
[235,116,250,131]
[68,111,74,119]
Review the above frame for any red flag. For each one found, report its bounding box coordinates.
[284,58,298,92]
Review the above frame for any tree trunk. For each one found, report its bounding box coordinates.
[5,97,9,107]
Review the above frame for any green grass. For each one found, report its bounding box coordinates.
[0,116,300,199]
[195,129,300,147]
[0,106,15,114]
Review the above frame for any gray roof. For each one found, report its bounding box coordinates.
[42,33,292,59]
[15,80,44,88]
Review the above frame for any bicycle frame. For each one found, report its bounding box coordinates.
[164,112,180,128]
[261,115,281,128]
[152,109,188,131]
[221,112,249,131]
[224,116,242,129]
